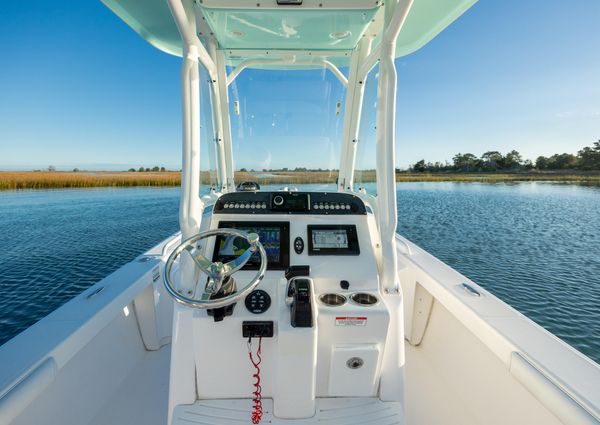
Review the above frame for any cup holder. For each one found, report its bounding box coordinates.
[350,293,378,306]
[319,293,347,307]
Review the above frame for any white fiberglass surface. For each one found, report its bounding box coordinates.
[228,67,346,188]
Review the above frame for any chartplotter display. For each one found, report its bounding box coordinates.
[307,225,360,256]
[214,222,290,269]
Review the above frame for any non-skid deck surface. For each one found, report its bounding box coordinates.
[173,398,404,424]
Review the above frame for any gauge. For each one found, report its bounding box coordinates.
[245,289,271,314]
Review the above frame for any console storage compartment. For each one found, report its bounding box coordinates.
[328,344,381,396]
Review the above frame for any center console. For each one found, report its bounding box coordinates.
[193,191,389,417]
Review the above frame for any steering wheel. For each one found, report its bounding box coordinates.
[164,229,267,309]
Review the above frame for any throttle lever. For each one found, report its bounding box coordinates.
[288,277,313,328]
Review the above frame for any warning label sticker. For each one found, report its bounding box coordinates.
[335,317,367,326]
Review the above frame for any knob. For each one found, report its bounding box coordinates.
[273,195,284,206]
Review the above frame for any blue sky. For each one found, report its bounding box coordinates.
[0,1,598,171]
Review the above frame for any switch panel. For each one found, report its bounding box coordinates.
[242,321,274,338]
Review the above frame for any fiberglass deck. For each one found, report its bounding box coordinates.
[172,398,405,425]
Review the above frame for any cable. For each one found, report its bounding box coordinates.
[248,336,263,424]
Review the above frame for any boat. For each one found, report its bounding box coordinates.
[1,0,599,424]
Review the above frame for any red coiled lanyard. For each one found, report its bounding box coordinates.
[247,336,263,424]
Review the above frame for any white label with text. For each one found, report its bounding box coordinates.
[335,316,367,326]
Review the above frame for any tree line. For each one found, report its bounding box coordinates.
[128,166,168,172]
[410,141,600,173]
[39,166,171,172]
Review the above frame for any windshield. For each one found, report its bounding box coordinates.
[354,65,378,193]
[200,64,218,193]
[228,67,346,191]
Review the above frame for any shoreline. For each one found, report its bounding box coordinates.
[1,171,599,191]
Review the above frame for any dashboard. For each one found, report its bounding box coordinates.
[211,192,368,271]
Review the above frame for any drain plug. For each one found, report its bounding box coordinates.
[346,357,364,369]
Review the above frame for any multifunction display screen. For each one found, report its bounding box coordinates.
[312,229,349,249]
[307,225,360,256]
[214,222,290,270]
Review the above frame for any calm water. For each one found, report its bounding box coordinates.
[0,183,599,364]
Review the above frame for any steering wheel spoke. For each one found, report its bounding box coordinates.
[184,245,213,274]
[223,232,260,273]
[223,247,253,274]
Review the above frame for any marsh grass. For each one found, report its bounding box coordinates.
[1,171,599,191]
[0,172,183,190]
